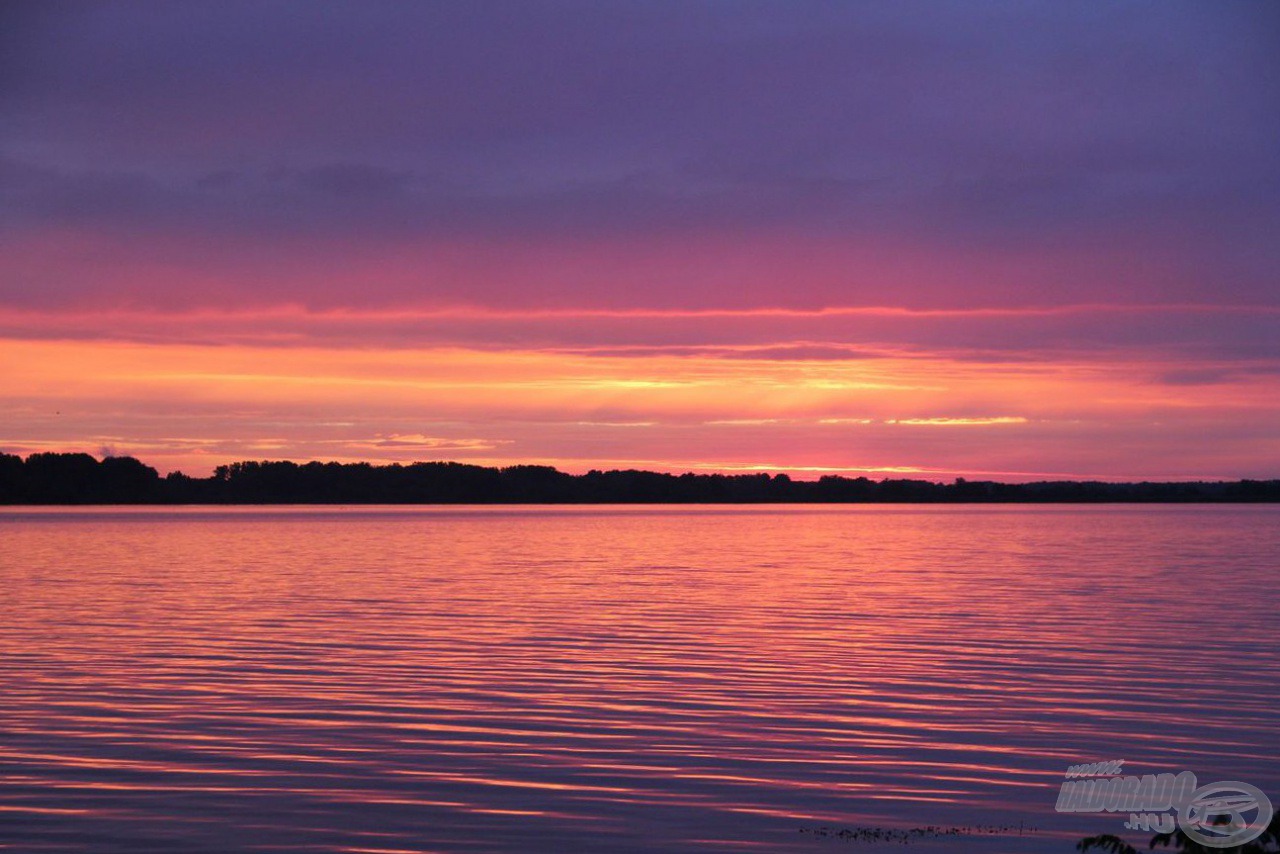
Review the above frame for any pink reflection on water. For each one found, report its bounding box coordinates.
[1,505,1278,852]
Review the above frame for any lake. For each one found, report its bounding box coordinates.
[2,505,1277,853]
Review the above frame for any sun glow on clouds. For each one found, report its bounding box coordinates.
[3,4,1279,483]
[888,417,1028,426]
[3,318,1278,481]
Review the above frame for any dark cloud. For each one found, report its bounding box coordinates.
[2,1,1278,310]
[2,305,1277,374]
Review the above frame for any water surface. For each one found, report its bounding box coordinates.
[2,505,1277,852]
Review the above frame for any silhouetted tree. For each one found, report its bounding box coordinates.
[3,452,1280,504]
[1079,814,1280,854]
[0,452,22,502]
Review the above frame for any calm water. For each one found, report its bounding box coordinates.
[1,505,1277,853]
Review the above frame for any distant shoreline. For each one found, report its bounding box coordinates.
[3,452,1279,504]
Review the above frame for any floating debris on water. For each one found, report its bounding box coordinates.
[798,822,1037,844]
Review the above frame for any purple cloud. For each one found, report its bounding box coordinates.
[1,1,1277,313]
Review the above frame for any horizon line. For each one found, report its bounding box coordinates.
[5,450,1278,488]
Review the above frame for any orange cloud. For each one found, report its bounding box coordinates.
[3,334,1278,480]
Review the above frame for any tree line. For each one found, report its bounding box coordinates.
[2,452,1279,504]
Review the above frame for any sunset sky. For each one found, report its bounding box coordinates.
[3,1,1278,480]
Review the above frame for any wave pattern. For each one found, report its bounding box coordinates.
[1,505,1277,852]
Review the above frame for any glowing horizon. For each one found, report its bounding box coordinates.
[3,3,1278,482]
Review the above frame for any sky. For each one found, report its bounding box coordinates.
[2,0,1279,480]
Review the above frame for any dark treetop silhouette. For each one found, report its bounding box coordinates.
[1078,813,1280,853]
[2,452,1279,505]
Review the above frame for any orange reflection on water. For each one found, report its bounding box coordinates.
[1,505,1278,853]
